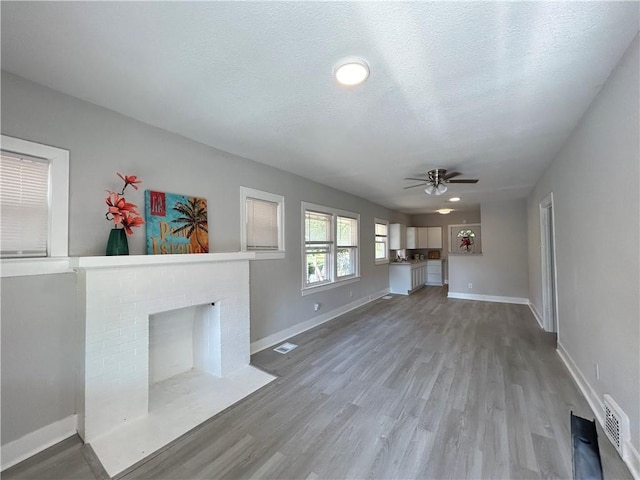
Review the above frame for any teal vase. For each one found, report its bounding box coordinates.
[106,228,129,256]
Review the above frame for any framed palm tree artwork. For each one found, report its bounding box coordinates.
[145,190,209,254]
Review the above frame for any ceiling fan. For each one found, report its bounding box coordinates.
[404,169,479,195]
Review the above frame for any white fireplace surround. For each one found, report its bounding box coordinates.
[73,252,275,477]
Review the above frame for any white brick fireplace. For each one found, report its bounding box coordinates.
[73,253,274,477]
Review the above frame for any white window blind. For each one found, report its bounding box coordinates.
[246,197,279,250]
[1,151,50,257]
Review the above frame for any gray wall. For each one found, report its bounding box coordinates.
[1,274,80,444]
[1,72,392,444]
[448,199,529,299]
[528,35,640,450]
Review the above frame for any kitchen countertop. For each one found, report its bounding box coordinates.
[389,258,446,265]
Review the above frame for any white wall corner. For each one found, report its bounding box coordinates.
[447,292,529,305]
[251,288,390,354]
[528,302,544,329]
[1,414,77,471]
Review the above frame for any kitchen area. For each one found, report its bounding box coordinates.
[388,223,445,295]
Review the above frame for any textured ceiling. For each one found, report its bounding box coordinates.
[2,2,638,213]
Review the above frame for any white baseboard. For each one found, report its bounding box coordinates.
[1,414,77,471]
[528,302,544,329]
[556,342,604,424]
[626,441,640,480]
[627,442,640,480]
[251,288,390,354]
[556,342,640,479]
[447,292,529,305]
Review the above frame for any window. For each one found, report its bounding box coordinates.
[240,187,284,254]
[302,202,359,294]
[374,218,389,264]
[0,135,69,259]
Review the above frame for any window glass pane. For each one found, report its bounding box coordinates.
[305,211,331,242]
[0,152,50,257]
[305,244,330,284]
[375,242,387,259]
[375,223,387,236]
[337,216,357,246]
[246,197,278,250]
[337,247,356,277]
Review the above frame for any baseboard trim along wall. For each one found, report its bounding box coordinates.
[447,292,529,305]
[557,342,640,479]
[251,289,390,354]
[528,303,544,329]
[1,414,77,471]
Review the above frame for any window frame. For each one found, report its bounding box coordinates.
[374,218,389,265]
[240,186,285,258]
[1,135,69,276]
[301,201,360,295]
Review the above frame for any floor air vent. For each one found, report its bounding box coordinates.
[603,394,630,457]
[274,342,297,354]
[382,295,393,300]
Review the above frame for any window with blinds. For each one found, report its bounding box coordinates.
[240,186,284,253]
[1,151,51,257]
[246,197,279,250]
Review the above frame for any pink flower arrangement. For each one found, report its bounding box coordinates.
[105,173,144,235]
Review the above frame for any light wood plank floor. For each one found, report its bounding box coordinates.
[4,287,632,479]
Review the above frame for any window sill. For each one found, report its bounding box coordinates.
[375,259,390,265]
[301,276,361,296]
[1,257,73,278]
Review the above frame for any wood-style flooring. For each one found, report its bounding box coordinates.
[4,287,632,479]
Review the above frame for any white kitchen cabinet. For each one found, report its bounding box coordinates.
[406,227,417,249]
[426,259,444,286]
[426,227,443,249]
[389,223,407,250]
[389,261,427,295]
[406,226,442,249]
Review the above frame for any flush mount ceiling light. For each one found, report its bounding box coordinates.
[449,197,461,202]
[334,60,369,86]
[437,208,453,215]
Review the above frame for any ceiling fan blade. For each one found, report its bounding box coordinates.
[403,184,427,189]
[448,179,479,184]
[443,171,462,180]
[404,177,428,182]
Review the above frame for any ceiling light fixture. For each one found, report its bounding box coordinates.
[437,208,453,215]
[449,197,461,202]
[334,60,369,86]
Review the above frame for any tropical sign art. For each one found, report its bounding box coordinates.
[145,190,209,254]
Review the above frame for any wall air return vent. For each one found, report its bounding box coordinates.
[603,394,630,457]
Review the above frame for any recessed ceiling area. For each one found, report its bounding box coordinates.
[1,2,638,213]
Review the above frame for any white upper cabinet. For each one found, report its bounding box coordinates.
[389,223,407,250]
[406,226,442,249]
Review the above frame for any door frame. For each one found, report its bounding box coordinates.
[539,192,559,333]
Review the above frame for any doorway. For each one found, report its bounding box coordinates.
[540,193,558,333]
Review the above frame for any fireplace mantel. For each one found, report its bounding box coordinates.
[71,251,256,269]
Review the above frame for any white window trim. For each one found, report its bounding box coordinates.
[301,201,360,296]
[1,135,70,277]
[240,186,285,258]
[374,217,389,265]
